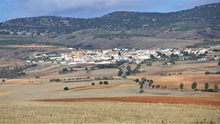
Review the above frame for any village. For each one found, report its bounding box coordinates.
[28,45,220,65]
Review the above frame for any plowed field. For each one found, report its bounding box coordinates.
[36,96,220,106]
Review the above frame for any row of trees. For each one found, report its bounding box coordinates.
[180,82,218,91]
[0,64,37,78]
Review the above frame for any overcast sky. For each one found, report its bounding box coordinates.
[0,0,219,23]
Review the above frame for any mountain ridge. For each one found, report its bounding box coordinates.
[0,2,220,49]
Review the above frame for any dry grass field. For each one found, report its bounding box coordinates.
[1,101,220,123]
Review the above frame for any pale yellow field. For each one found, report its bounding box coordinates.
[1,101,220,123]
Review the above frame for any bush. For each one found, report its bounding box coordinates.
[64,87,69,90]
[205,71,210,74]
[99,81,103,84]
[191,82,197,89]
[104,81,108,84]
[92,82,95,85]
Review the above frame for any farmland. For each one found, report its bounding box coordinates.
[0,57,220,123]
[0,47,220,123]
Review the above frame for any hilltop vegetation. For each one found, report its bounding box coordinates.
[0,3,220,48]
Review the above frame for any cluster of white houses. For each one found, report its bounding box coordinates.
[27,46,220,65]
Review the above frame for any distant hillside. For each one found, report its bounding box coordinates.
[0,3,220,49]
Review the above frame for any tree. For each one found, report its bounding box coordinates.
[149,80,154,87]
[85,67,88,70]
[136,64,141,70]
[218,61,220,66]
[118,70,123,76]
[205,82,209,90]
[214,84,218,90]
[157,52,162,56]
[139,81,144,89]
[134,79,139,83]
[141,77,146,82]
[64,87,69,90]
[111,56,114,60]
[191,82,197,89]
[104,81,108,84]
[150,55,154,59]
[91,82,95,85]
[205,71,210,74]
[62,68,68,71]
[126,65,131,72]
[2,79,5,82]
[99,81,103,84]
[180,82,184,90]
[118,51,121,56]
[152,85,155,88]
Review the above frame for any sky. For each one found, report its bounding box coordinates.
[0,0,219,23]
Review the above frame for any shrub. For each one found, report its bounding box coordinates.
[104,81,108,84]
[164,86,166,88]
[191,82,197,89]
[205,71,210,74]
[99,81,103,84]
[214,84,218,90]
[2,79,5,82]
[92,82,95,85]
[205,82,209,90]
[218,61,220,66]
[64,87,69,90]
[180,82,184,90]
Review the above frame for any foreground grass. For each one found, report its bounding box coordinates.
[0,101,220,123]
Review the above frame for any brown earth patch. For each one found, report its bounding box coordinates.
[183,92,220,101]
[35,96,220,106]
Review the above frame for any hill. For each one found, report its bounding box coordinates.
[0,3,220,49]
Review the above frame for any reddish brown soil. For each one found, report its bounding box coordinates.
[35,96,220,106]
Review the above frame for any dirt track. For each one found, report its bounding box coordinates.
[35,96,220,106]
